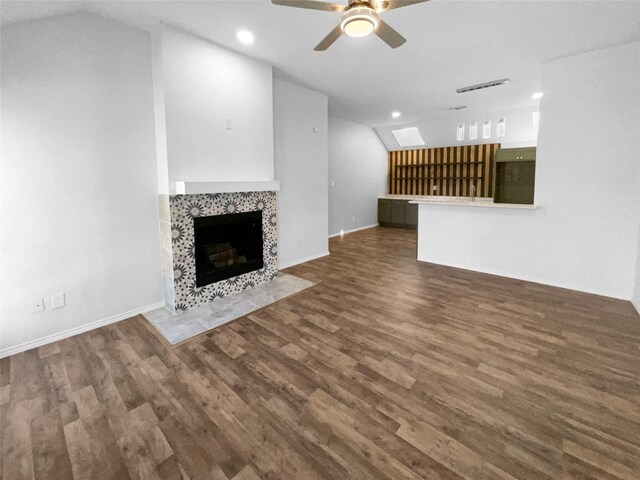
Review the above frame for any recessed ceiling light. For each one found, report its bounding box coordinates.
[391,111,401,119]
[237,30,254,44]
[532,92,544,99]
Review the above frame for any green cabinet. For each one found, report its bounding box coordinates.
[494,147,536,205]
[378,198,417,229]
[390,200,406,224]
[405,202,418,228]
[378,199,391,224]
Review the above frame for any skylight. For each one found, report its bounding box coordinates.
[392,127,425,147]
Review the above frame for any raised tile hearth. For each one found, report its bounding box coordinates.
[144,273,315,345]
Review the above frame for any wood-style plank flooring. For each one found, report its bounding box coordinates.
[2,226,640,480]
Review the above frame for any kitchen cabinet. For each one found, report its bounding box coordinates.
[390,200,406,224]
[494,147,536,205]
[378,199,391,224]
[405,202,418,227]
[378,198,417,229]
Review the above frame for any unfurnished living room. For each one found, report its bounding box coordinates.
[1,0,640,479]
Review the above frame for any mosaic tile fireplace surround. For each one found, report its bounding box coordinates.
[158,191,278,312]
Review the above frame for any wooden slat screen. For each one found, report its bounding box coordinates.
[387,143,500,197]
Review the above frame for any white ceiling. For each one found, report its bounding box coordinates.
[3,0,640,128]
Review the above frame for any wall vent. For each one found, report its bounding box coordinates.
[456,78,510,94]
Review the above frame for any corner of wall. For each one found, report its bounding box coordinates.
[151,26,170,194]
[273,78,329,268]
[633,215,640,316]
[328,116,387,236]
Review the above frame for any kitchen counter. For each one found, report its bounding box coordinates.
[379,194,466,201]
[410,199,536,210]
[379,194,536,210]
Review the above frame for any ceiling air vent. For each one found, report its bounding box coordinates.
[456,78,510,94]
[447,105,468,111]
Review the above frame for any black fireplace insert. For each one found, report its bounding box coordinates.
[193,211,263,287]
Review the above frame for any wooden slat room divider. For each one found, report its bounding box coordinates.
[388,143,500,197]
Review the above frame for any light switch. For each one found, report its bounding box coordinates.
[330,181,335,188]
[51,292,65,309]
[225,119,232,130]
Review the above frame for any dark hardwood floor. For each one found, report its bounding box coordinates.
[2,226,639,480]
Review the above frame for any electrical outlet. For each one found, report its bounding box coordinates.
[51,292,65,309]
[352,216,356,222]
[31,298,44,314]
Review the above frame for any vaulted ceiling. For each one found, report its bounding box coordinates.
[3,0,640,127]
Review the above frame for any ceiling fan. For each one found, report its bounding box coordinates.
[271,0,429,51]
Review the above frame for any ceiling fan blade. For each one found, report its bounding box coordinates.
[314,25,343,51]
[375,19,406,48]
[375,0,429,12]
[271,0,345,12]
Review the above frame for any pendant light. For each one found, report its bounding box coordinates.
[469,121,478,140]
[482,120,491,139]
[496,118,506,138]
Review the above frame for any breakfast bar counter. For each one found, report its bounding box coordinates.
[411,197,540,283]
[409,198,537,210]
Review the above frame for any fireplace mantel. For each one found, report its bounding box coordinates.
[175,181,280,194]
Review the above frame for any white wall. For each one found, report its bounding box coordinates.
[328,117,388,236]
[1,14,162,356]
[635,128,640,314]
[634,229,640,313]
[417,41,640,301]
[151,28,170,195]
[375,104,539,151]
[274,79,329,268]
[156,26,274,193]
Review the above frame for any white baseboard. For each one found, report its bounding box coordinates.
[279,251,330,270]
[417,258,631,301]
[0,301,165,359]
[329,223,378,238]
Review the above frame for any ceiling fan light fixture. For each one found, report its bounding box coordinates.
[340,7,379,37]
[343,18,374,37]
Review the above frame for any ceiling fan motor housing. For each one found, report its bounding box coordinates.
[340,6,380,37]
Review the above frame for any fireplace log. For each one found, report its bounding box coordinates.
[206,243,232,255]
[209,249,235,260]
[211,251,248,268]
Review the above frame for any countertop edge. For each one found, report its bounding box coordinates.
[409,200,537,210]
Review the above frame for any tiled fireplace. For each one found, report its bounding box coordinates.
[158,191,278,312]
